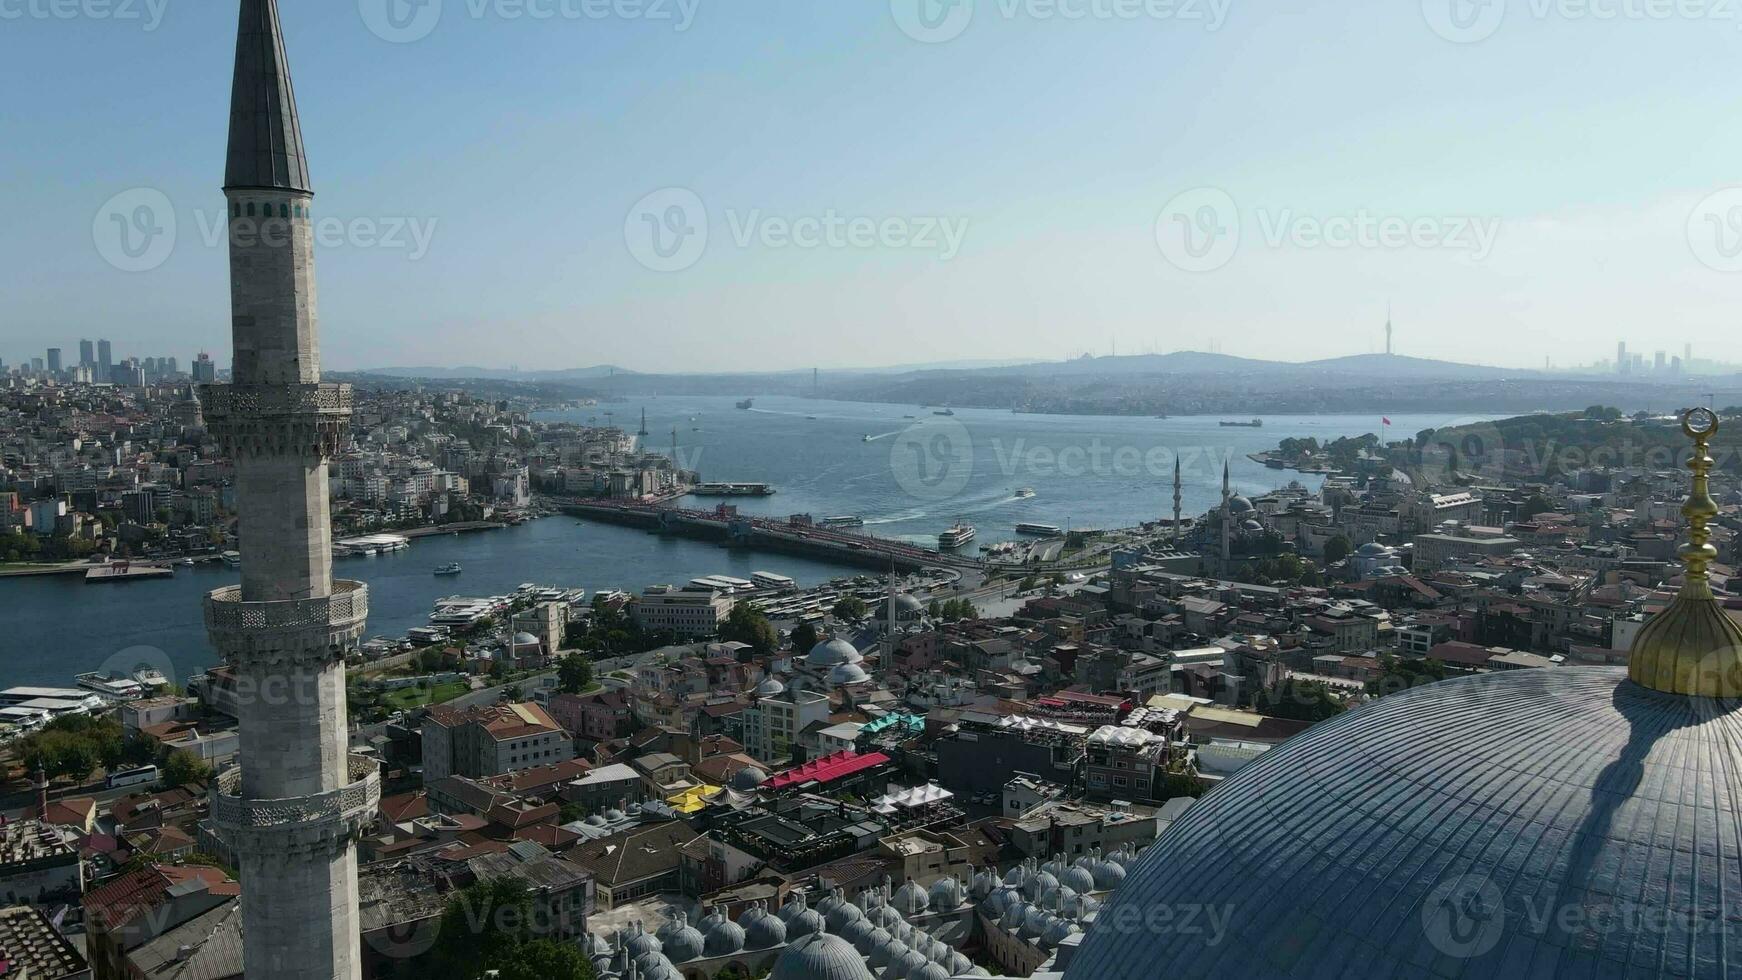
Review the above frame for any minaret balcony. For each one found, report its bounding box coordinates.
[200,382,353,458]
[205,580,369,668]
[209,754,381,856]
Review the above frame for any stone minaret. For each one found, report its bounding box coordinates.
[1172,455,1182,549]
[200,2,376,978]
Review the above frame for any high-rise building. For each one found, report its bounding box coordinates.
[97,339,112,381]
[1617,341,1628,374]
[198,3,376,977]
[45,349,61,375]
[1655,350,1668,373]
[78,339,94,368]
[192,353,217,384]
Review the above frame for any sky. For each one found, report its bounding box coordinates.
[4,0,1742,374]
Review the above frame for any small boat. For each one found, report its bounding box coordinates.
[434,563,463,576]
[1219,419,1264,428]
[737,398,755,410]
[1014,487,1036,499]
[821,516,865,529]
[934,409,956,417]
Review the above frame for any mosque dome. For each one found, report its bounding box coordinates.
[1227,495,1255,514]
[656,914,704,963]
[808,637,858,668]
[867,938,908,971]
[785,906,826,941]
[702,913,745,957]
[890,947,930,978]
[969,866,1000,902]
[827,663,871,686]
[755,675,786,697]
[824,893,864,933]
[744,905,789,950]
[891,878,930,915]
[622,924,661,958]
[907,962,951,980]
[838,915,876,948]
[928,875,964,910]
[511,631,540,646]
[770,934,876,980]
[1355,541,1392,557]
[730,765,768,791]
[1067,668,1742,978]
[865,899,904,932]
[1058,865,1095,896]
[854,924,892,955]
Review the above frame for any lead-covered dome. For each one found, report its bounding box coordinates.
[808,637,858,668]
[1065,667,1742,979]
[770,933,875,980]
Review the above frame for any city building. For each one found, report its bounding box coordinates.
[422,702,574,782]
[631,586,735,638]
[0,820,82,906]
[0,905,90,979]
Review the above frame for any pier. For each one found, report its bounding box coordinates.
[553,499,983,573]
[84,563,176,584]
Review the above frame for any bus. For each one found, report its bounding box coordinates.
[106,765,160,790]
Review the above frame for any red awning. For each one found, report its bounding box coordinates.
[766,751,891,790]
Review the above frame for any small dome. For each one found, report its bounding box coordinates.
[585,814,607,827]
[512,632,541,646]
[770,936,877,980]
[824,895,864,933]
[730,765,768,791]
[891,947,930,978]
[928,876,963,910]
[854,924,892,955]
[828,663,870,686]
[947,951,975,975]
[1002,865,1028,888]
[604,808,627,822]
[744,903,789,950]
[866,900,904,931]
[702,912,745,957]
[867,938,908,971]
[908,962,951,980]
[1089,859,1125,891]
[755,675,786,697]
[838,916,876,948]
[1059,865,1095,895]
[623,924,661,958]
[892,878,930,915]
[969,867,1000,902]
[808,637,858,668]
[1228,495,1255,514]
[657,914,704,963]
[786,906,826,940]
[1356,541,1391,557]
[777,895,809,924]
[1043,917,1081,948]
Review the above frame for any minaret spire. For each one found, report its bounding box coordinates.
[1221,460,1232,570]
[1172,456,1183,548]
[226,0,311,194]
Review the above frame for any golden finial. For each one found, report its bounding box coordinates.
[1628,407,1742,697]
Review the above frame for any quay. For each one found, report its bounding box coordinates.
[84,563,175,584]
[553,499,981,573]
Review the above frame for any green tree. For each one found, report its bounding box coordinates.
[425,879,593,980]
[1255,678,1347,724]
[1323,535,1353,565]
[490,940,596,980]
[833,596,869,621]
[160,749,212,789]
[790,621,820,656]
[720,603,778,656]
[556,655,593,695]
[1520,494,1555,520]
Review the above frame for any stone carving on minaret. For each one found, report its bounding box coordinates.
[200,3,377,978]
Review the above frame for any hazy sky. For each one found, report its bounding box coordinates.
[5,0,1741,373]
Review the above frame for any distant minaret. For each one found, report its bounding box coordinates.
[1221,460,1232,569]
[200,3,376,978]
[1385,303,1394,356]
[1172,455,1183,549]
[638,408,649,438]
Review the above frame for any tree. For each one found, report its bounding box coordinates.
[1520,494,1555,520]
[556,655,593,695]
[833,596,869,621]
[720,603,778,656]
[490,940,596,980]
[424,879,594,980]
[160,749,212,789]
[1255,678,1347,724]
[1323,535,1353,565]
[790,621,820,656]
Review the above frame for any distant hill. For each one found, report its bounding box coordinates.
[358,365,633,381]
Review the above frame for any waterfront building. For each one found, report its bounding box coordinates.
[194,2,378,977]
[631,585,735,638]
[421,701,573,783]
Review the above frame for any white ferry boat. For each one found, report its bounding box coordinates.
[1014,487,1037,499]
[1016,523,1064,536]
[434,563,463,576]
[821,516,865,529]
[75,672,145,701]
[938,523,978,549]
[752,571,797,590]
